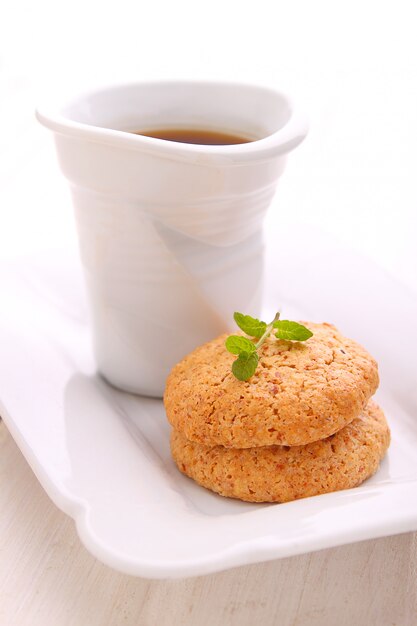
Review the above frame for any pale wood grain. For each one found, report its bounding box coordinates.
[0,422,416,626]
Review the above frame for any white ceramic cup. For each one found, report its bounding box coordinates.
[37,81,307,397]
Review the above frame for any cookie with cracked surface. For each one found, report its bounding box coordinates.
[164,322,379,448]
[170,401,390,503]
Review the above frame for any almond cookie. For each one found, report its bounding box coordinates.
[171,401,390,503]
[164,322,379,447]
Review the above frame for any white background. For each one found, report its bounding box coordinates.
[0,0,416,291]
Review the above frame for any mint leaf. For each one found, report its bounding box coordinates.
[227,311,313,381]
[225,335,256,355]
[233,312,267,339]
[273,320,313,341]
[232,351,259,381]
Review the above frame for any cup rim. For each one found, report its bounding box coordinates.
[36,80,308,163]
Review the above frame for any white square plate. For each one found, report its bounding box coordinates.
[1,229,416,579]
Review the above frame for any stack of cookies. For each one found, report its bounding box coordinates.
[164,322,390,503]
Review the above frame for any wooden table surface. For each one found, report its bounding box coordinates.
[1,420,416,626]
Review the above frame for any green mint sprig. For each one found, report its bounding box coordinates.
[225,312,313,381]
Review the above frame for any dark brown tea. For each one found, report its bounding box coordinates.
[132,128,253,145]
